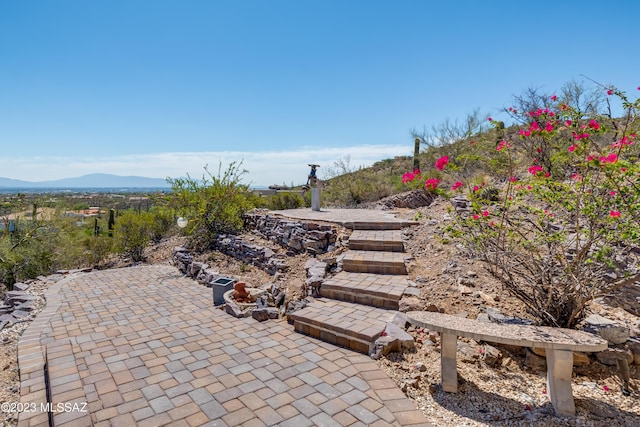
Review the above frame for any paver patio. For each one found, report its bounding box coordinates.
[17,265,432,426]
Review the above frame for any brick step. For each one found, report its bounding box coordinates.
[342,221,406,230]
[320,271,408,310]
[289,299,396,354]
[341,250,407,275]
[348,230,404,252]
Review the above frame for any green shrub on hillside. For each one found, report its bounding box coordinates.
[167,162,254,250]
[267,192,306,210]
[113,211,156,262]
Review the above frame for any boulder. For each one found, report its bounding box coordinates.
[584,314,630,345]
[596,348,634,366]
[525,348,547,370]
[627,338,640,365]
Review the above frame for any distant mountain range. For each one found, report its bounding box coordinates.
[0,173,171,188]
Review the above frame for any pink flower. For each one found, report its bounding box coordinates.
[565,120,572,126]
[526,185,532,190]
[621,167,627,172]
[424,178,440,191]
[472,214,480,220]
[545,122,554,132]
[550,95,557,101]
[609,211,621,218]
[536,147,542,153]
[496,140,510,151]
[482,210,489,217]
[571,173,582,181]
[488,117,493,121]
[473,185,479,192]
[489,221,495,227]
[542,390,547,395]
[434,156,449,171]
[607,89,613,95]
[610,191,616,196]
[451,181,464,191]
[603,385,612,391]
[568,145,578,152]
[588,119,600,130]
[402,172,416,184]
[509,177,517,182]
[600,153,618,164]
[529,122,540,131]
[528,165,543,175]
[586,155,594,162]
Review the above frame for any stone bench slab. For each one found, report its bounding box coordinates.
[407,311,608,352]
[407,311,608,417]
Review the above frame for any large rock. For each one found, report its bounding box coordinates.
[584,314,630,345]
[531,347,591,367]
[596,348,634,366]
[627,338,640,365]
[370,322,415,359]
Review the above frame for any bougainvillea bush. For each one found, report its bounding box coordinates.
[407,84,640,328]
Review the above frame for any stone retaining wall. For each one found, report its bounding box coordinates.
[244,213,340,255]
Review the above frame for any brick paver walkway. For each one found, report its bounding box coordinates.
[18,266,432,426]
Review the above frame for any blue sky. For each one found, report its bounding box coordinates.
[1,1,639,186]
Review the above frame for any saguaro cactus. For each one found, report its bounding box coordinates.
[108,209,115,237]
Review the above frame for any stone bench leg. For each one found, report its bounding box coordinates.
[546,349,575,416]
[441,333,458,392]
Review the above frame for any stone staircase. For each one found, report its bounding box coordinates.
[290,220,414,354]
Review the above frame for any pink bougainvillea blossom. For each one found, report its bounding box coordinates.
[496,140,511,151]
[600,153,618,164]
[451,181,464,191]
[568,145,578,152]
[607,89,613,95]
[610,191,617,196]
[588,119,601,130]
[473,185,479,192]
[482,210,489,217]
[402,172,416,184]
[609,211,621,218]
[434,156,449,171]
[424,178,440,190]
[611,136,634,148]
[528,165,543,175]
[545,122,554,132]
[509,176,517,182]
[550,95,557,101]
[565,119,572,126]
[571,173,582,181]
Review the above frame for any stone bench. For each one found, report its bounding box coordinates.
[407,311,608,416]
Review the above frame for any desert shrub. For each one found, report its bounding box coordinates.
[113,211,156,262]
[267,192,306,210]
[83,235,114,267]
[167,162,254,250]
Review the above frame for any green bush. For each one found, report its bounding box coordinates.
[167,162,255,250]
[113,211,156,262]
[267,192,306,210]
